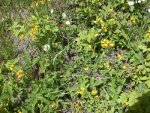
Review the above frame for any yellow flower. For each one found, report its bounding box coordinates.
[109,42,114,47]
[103,62,110,68]
[52,43,58,47]
[130,17,136,24]
[31,35,37,41]
[51,101,55,108]
[91,90,98,96]
[35,2,39,7]
[83,67,89,71]
[117,53,123,60]
[76,91,84,95]
[94,16,104,25]
[18,110,22,113]
[9,64,14,71]
[94,33,99,37]
[22,19,26,24]
[88,45,92,49]
[80,87,85,91]
[40,0,45,4]
[107,8,114,13]
[19,33,24,40]
[95,95,100,99]
[101,39,114,47]
[122,64,126,69]
[76,87,85,95]
[102,26,107,32]
[145,29,150,38]
[124,101,129,106]
[16,70,24,78]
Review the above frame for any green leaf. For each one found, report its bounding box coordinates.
[118,92,127,103]
[145,80,150,88]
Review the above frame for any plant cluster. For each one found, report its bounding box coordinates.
[0,0,150,113]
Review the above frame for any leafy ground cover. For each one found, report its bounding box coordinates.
[0,0,150,113]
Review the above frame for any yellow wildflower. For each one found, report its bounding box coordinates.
[40,0,45,4]
[101,39,114,47]
[103,62,110,68]
[93,16,104,25]
[122,64,126,69]
[107,8,114,13]
[124,101,129,106]
[19,33,24,40]
[83,67,89,71]
[35,2,39,7]
[94,33,99,37]
[29,24,39,41]
[16,70,24,78]
[95,95,100,100]
[76,91,84,95]
[51,101,55,108]
[80,87,85,91]
[102,26,107,32]
[52,43,58,47]
[91,90,98,96]
[117,53,123,60]
[31,35,37,41]
[77,87,85,95]
[9,64,14,71]
[130,17,136,24]
[145,29,150,38]
[87,45,94,51]
[109,42,114,47]
[22,19,26,24]
[18,110,22,113]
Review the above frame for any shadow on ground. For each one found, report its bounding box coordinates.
[126,91,150,113]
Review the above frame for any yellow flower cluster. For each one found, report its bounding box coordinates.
[40,0,46,5]
[130,17,136,24]
[91,90,98,96]
[9,64,14,71]
[122,64,126,69]
[101,39,114,47]
[124,101,129,106]
[76,87,85,95]
[22,19,27,24]
[29,24,39,41]
[103,62,110,68]
[31,0,45,7]
[16,70,24,78]
[107,8,114,13]
[117,53,123,60]
[18,110,22,113]
[51,101,55,108]
[145,29,150,38]
[19,33,24,40]
[93,17,108,32]
[83,67,89,71]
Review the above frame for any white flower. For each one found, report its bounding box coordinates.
[62,13,66,19]
[128,1,134,6]
[138,0,142,3]
[44,44,50,52]
[65,21,70,25]
[141,0,145,1]
[148,9,150,12]
[51,9,54,14]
